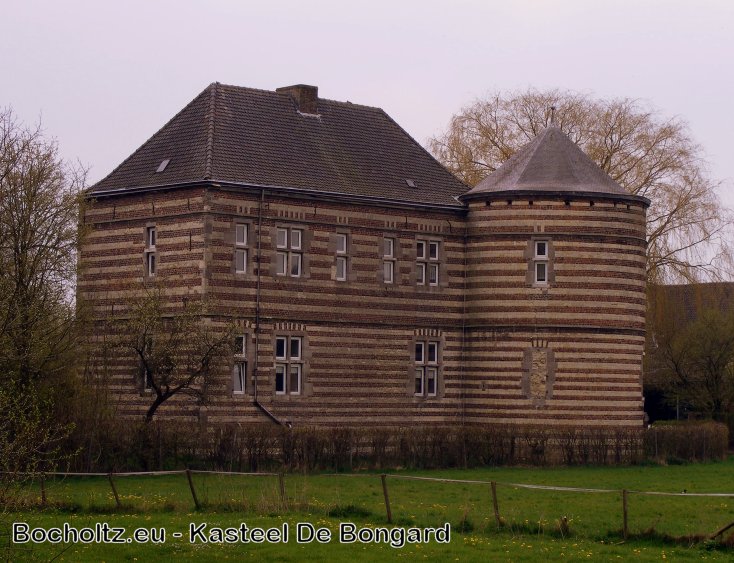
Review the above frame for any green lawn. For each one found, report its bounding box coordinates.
[3,460,734,561]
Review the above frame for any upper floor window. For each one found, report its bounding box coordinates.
[233,335,247,394]
[145,226,157,277]
[276,227,303,277]
[414,340,439,397]
[416,239,439,286]
[335,233,348,281]
[275,335,303,395]
[533,240,549,285]
[235,224,248,274]
[383,237,396,284]
[147,226,156,248]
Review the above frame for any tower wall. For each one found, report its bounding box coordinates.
[463,195,647,427]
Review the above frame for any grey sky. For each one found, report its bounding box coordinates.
[3,0,733,204]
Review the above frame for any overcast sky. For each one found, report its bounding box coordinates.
[3,0,733,204]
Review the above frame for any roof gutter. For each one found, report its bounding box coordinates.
[460,188,650,207]
[87,180,467,213]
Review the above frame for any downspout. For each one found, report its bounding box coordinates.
[460,223,468,429]
[252,188,287,426]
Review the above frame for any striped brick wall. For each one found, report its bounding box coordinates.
[80,187,647,429]
[463,196,646,427]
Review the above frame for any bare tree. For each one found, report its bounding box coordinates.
[114,287,233,422]
[0,108,84,498]
[0,107,85,386]
[428,89,731,283]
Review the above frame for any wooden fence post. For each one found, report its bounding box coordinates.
[278,473,287,509]
[381,474,392,524]
[40,473,47,507]
[622,489,629,539]
[490,481,501,527]
[186,469,201,510]
[108,473,122,508]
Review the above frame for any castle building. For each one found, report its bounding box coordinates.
[80,83,649,428]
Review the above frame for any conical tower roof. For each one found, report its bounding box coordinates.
[464,126,629,197]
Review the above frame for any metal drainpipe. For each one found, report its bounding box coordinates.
[254,188,264,403]
[251,189,285,426]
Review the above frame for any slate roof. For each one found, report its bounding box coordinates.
[464,126,631,198]
[91,83,468,207]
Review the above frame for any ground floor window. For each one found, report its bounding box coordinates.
[275,335,303,395]
[233,334,247,395]
[414,340,439,397]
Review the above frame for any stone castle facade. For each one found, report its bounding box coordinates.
[80,83,648,428]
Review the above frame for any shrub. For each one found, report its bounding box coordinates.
[644,421,728,462]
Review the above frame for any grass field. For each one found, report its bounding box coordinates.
[3,460,734,561]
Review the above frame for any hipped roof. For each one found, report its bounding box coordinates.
[91,83,468,207]
[464,126,637,199]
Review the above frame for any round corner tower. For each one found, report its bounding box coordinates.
[460,126,649,429]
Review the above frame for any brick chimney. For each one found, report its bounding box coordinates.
[276,84,319,114]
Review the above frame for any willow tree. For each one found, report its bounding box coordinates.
[428,89,730,283]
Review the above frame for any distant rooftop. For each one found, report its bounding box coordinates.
[91,83,468,207]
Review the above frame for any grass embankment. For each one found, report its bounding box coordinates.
[3,460,734,561]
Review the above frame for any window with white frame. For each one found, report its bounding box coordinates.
[234,224,248,274]
[335,233,348,281]
[533,240,549,285]
[414,339,439,397]
[145,226,157,277]
[383,237,396,284]
[274,335,303,395]
[233,335,247,394]
[416,239,439,286]
[276,227,303,277]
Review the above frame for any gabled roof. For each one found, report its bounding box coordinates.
[464,126,630,198]
[91,83,468,207]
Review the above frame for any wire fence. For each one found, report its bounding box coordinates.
[5,470,734,542]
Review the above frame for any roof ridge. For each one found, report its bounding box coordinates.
[204,82,219,180]
[90,84,215,191]
[514,127,549,184]
[216,82,385,112]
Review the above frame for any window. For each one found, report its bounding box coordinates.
[414,339,439,397]
[141,336,154,392]
[235,224,248,274]
[383,237,396,284]
[233,335,247,395]
[145,226,157,277]
[275,336,303,395]
[416,239,439,286]
[146,253,157,277]
[276,227,303,277]
[335,233,348,281]
[533,240,549,285]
